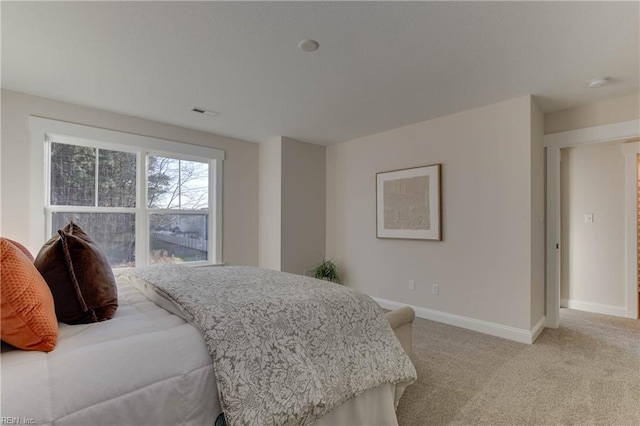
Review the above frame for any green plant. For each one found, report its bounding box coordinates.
[311,258,341,284]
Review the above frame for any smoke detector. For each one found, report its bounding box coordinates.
[298,39,319,52]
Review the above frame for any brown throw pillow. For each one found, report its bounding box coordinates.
[34,222,118,324]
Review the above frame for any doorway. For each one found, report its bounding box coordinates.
[545,120,640,328]
[560,141,626,316]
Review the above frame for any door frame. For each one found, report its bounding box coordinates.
[544,119,640,328]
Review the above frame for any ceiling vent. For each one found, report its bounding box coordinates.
[191,107,220,118]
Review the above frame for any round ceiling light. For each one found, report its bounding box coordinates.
[298,39,319,52]
[587,77,609,89]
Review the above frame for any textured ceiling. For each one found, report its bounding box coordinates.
[2,1,638,145]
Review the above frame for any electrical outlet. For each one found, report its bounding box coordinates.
[408,280,415,291]
[432,284,439,295]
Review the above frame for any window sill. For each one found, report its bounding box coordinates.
[113,261,224,273]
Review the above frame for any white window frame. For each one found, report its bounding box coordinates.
[30,117,225,266]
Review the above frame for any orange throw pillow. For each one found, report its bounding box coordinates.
[1,238,58,351]
[4,238,34,262]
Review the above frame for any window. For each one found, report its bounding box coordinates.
[146,155,210,265]
[31,118,224,267]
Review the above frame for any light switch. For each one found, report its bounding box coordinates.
[584,213,594,223]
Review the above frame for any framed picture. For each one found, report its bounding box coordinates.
[376,164,442,240]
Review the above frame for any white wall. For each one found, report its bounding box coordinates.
[560,140,626,313]
[258,138,282,270]
[1,89,259,266]
[258,137,326,275]
[327,95,543,333]
[530,99,546,326]
[281,137,326,275]
[544,93,640,135]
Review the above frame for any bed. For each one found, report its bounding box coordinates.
[1,264,416,426]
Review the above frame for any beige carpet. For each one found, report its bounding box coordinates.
[396,309,640,425]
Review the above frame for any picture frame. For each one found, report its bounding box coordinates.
[376,163,442,240]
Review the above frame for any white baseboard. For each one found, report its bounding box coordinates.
[530,316,546,343]
[373,297,545,345]
[561,298,627,318]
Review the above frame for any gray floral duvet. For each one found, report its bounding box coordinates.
[121,264,416,426]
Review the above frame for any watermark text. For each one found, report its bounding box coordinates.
[1,417,35,425]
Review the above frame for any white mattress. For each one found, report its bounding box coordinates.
[0,276,399,426]
[0,278,219,426]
